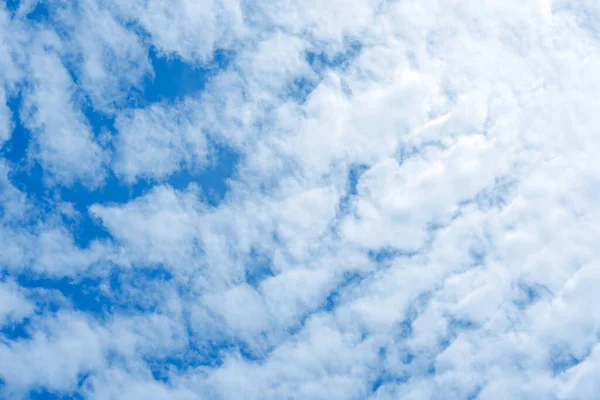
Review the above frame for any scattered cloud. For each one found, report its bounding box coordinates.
[2,0,600,399]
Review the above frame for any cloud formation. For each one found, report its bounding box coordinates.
[2,0,600,399]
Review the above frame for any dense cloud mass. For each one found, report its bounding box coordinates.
[1,0,600,398]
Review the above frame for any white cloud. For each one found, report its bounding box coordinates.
[113,101,209,183]
[0,280,34,326]
[105,0,246,62]
[20,39,107,187]
[3,0,600,398]
[89,185,205,269]
[0,7,24,86]
[65,0,151,112]
[84,368,198,400]
[0,312,105,395]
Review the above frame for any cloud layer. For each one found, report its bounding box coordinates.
[2,0,600,399]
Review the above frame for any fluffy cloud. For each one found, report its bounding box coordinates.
[20,42,107,187]
[2,0,600,399]
[112,102,209,183]
[0,280,34,326]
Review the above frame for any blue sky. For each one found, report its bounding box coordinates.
[2,0,600,399]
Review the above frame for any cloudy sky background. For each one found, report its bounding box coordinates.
[1,0,600,398]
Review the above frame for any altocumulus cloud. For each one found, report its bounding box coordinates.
[1,0,600,399]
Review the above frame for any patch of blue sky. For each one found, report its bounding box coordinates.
[305,40,362,72]
[27,381,86,400]
[549,344,586,376]
[329,164,369,234]
[467,247,487,268]
[396,319,414,341]
[244,248,275,288]
[0,318,30,341]
[80,102,117,137]
[17,274,112,314]
[146,348,248,388]
[1,93,50,217]
[322,270,366,313]
[25,1,50,22]
[425,317,477,359]
[133,47,234,107]
[473,175,517,211]
[513,283,552,310]
[286,76,319,104]
[185,326,271,367]
[550,352,582,376]
[167,144,240,207]
[1,0,49,21]
[148,335,266,380]
[371,373,409,394]
[337,163,368,213]
[284,40,362,104]
[4,0,19,13]
[371,346,413,395]
[467,386,483,400]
